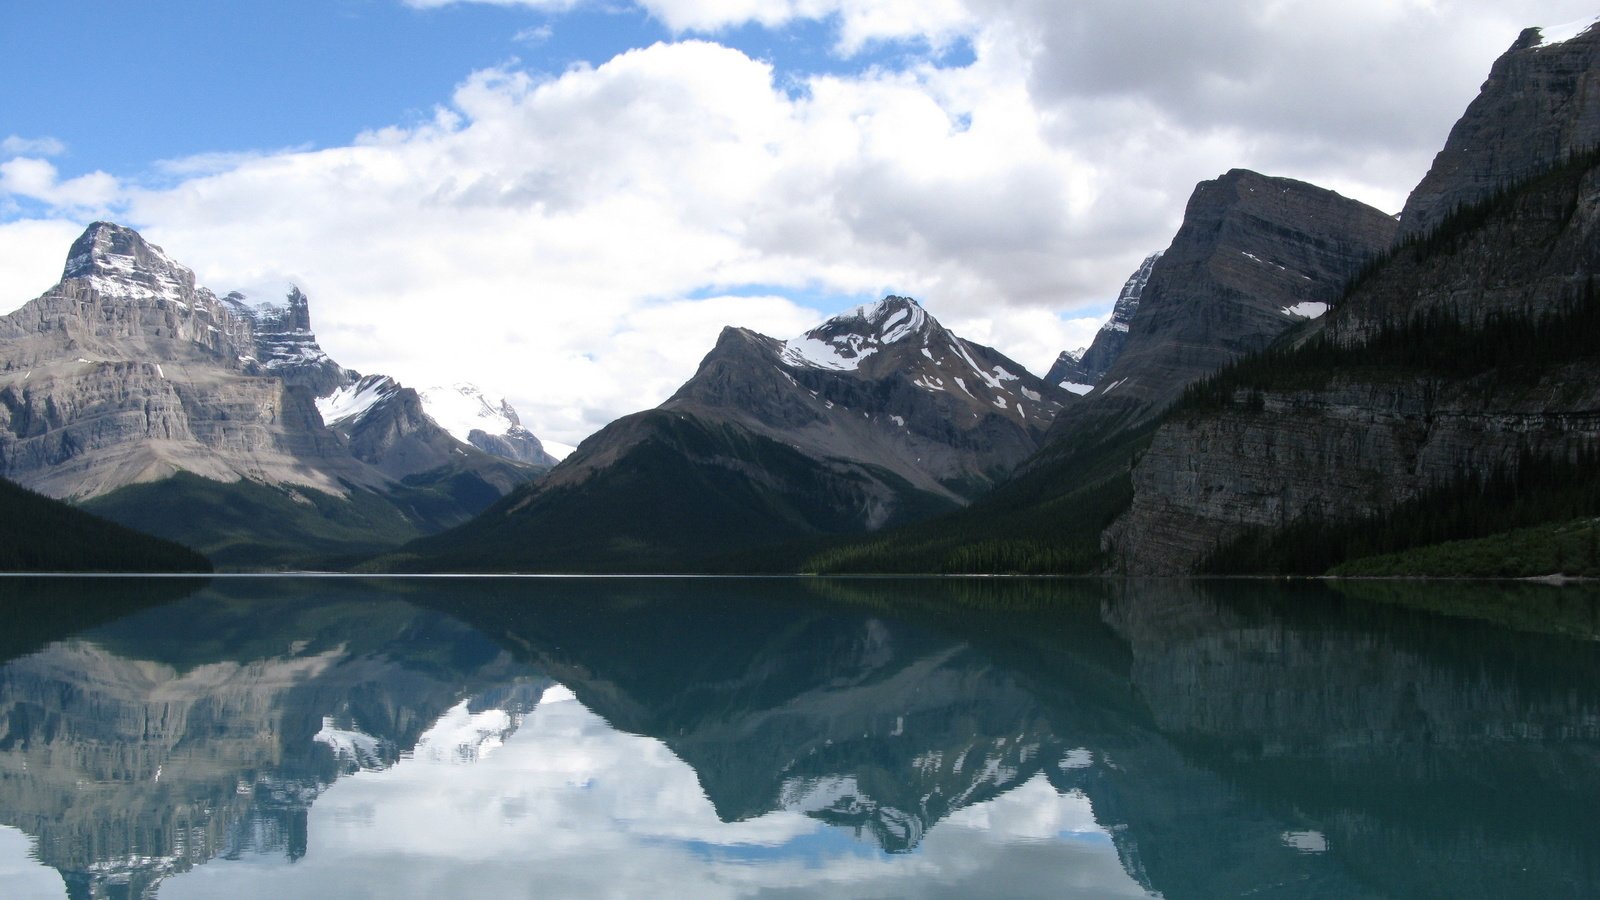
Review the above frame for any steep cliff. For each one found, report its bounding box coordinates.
[1041,170,1396,447]
[1397,20,1600,241]
[1107,152,1600,574]
[0,223,545,567]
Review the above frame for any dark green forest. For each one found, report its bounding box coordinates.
[0,476,211,572]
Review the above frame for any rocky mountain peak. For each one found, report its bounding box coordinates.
[1045,251,1164,394]
[1109,251,1161,328]
[61,221,199,304]
[1397,17,1600,241]
[780,295,937,371]
[417,383,558,467]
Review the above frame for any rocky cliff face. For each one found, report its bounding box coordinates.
[1106,61,1600,575]
[658,295,1069,503]
[1397,20,1600,241]
[1045,252,1162,394]
[222,287,347,397]
[1108,367,1600,573]
[0,224,364,499]
[0,223,547,563]
[1038,170,1396,452]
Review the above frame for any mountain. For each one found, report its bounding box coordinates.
[810,171,1396,574]
[1102,22,1600,575]
[384,296,1070,572]
[1044,251,1162,394]
[1397,20,1600,241]
[417,383,560,466]
[0,223,548,567]
[1039,169,1397,447]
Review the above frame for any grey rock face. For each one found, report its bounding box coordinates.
[1106,370,1600,574]
[1397,21,1600,241]
[0,224,364,499]
[0,222,542,511]
[1045,252,1161,392]
[469,425,557,466]
[550,295,1071,513]
[1035,171,1396,459]
[1106,152,1600,574]
[222,287,348,397]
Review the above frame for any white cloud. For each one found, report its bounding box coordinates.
[513,24,554,44]
[97,39,1121,442]
[0,218,91,306]
[2,1,1590,444]
[1,135,67,157]
[0,157,121,213]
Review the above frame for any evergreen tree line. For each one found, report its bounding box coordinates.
[1345,144,1600,296]
[0,476,212,572]
[1200,447,1600,575]
[1180,273,1600,412]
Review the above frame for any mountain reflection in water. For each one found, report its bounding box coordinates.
[0,576,1597,899]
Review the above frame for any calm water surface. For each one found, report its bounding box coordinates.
[0,576,1597,899]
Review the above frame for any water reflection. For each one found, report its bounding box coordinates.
[0,576,1596,898]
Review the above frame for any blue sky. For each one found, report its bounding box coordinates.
[1,1,1593,443]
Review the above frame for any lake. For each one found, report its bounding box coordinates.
[0,576,1597,899]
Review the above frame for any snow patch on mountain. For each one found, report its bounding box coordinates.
[419,384,522,444]
[1281,302,1329,319]
[542,440,577,461]
[782,334,877,371]
[317,375,400,426]
[781,296,931,371]
[1538,17,1597,46]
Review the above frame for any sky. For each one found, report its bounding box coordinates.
[1,1,1595,446]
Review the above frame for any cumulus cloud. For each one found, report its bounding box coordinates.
[0,158,121,212]
[2,0,1589,444]
[98,39,1118,442]
[0,219,87,304]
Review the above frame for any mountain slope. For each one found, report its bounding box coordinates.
[809,171,1396,574]
[0,223,546,567]
[1045,251,1161,394]
[1397,20,1600,241]
[1108,149,1600,573]
[384,297,1069,572]
[0,475,210,572]
[1099,25,1600,575]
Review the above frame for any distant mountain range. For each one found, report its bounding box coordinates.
[384,295,1069,571]
[4,18,1598,576]
[0,224,554,567]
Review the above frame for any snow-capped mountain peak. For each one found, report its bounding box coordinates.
[418,383,522,443]
[316,374,402,427]
[781,296,936,371]
[418,383,559,467]
[61,221,199,306]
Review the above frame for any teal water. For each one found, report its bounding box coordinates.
[0,576,1596,899]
